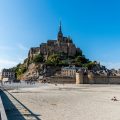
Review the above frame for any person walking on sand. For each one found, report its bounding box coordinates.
[111,96,118,101]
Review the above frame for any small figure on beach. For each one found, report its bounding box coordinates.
[55,83,57,86]
[111,96,118,101]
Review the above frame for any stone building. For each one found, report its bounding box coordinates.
[61,66,81,78]
[28,22,81,61]
[1,69,16,81]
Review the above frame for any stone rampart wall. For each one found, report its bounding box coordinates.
[49,77,75,84]
[85,76,120,84]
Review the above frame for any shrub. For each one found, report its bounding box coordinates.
[33,54,43,63]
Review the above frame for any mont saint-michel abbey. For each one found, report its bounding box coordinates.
[28,23,81,61]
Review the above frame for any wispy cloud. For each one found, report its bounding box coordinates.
[0,46,14,50]
[0,59,17,65]
[17,43,28,51]
[101,61,120,70]
[0,43,28,71]
[0,59,18,71]
[0,44,28,51]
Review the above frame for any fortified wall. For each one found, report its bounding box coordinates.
[76,71,120,84]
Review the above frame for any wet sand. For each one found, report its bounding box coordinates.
[4,84,120,120]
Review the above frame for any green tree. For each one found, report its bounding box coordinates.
[59,60,69,66]
[33,54,43,63]
[75,50,83,57]
[75,55,89,64]
[46,54,60,66]
[16,65,27,76]
[84,62,96,70]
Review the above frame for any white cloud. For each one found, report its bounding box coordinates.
[0,44,28,51]
[0,59,18,71]
[18,43,28,51]
[0,44,28,72]
[0,59,17,65]
[0,46,14,50]
[101,61,120,70]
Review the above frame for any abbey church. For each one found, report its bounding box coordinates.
[28,23,81,61]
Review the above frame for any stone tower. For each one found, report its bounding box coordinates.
[57,21,63,43]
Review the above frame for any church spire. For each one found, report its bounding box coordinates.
[59,21,62,32]
[58,21,63,43]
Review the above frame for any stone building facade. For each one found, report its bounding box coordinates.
[28,23,81,61]
[61,66,81,78]
[1,69,16,81]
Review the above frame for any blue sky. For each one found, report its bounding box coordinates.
[0,0,120,70]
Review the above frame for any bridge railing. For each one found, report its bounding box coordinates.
[0,96,7,120]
